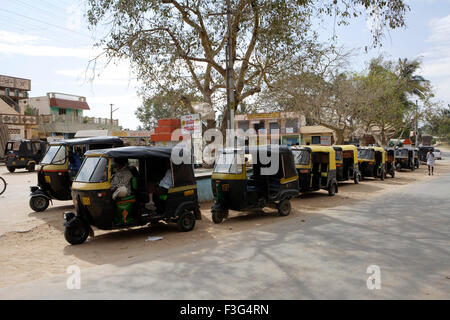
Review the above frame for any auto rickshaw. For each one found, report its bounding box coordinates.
[63,146,201,245]
[292,145,339,196]
[384,147,396,178]
[394,147,417,171]
[357,146,386,180]
[333,145,361,184]
[4,139,48,173]
[419,146,434,163]
[211,146,299,224]
[29,136,124,212]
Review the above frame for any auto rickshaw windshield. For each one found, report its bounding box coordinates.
[41,145,66,164]
[358,149,374,160]
[395,149,408,157]
[293,150,310,165]
[6,141,20,151]
[75,157,108,183]
[214,152,243,174]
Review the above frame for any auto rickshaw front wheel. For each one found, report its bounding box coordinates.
[277,199,292,216]
[64,221,90,245]
[177,210,196,232]
[211,204,228,224]
[6,167,15,173]
[29,196,49,212]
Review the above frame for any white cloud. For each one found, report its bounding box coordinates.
[0,29,99,59]
[419,14,450,104]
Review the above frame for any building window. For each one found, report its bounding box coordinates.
[238,120,249,131]
[269,121,280,133]
[285,119,298,133]
[59,108,66,115]
[311,136,321,144]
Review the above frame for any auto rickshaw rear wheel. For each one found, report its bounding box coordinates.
[177,210,196,232]
[29,196,49,212]
[328,183,337,196]
[27,163,35,172]
[64,221,90,245]
[6,167,15,173]
[277,199,291,216]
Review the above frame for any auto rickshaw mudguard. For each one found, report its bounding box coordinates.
[63,214,94,237]
[30,188,52,201]
[175,201,202,220]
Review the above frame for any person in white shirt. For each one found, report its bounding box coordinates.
[146,162,173,210]
[426,150,435,175]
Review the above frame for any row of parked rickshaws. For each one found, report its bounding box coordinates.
[3,137,426,245]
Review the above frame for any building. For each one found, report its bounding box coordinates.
[0,75,35,139]
[234,112,306,146]
[300,126,335,146]
[19,92,121,139]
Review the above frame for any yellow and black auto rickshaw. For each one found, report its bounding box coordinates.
[357,146,386,180]
[292,145,339,196]
[333,145,361,184]
[4,139,48,173]
[63,146,201,245]
[211,146,299,224]
[384,147,396,178]
[29,136,123,212]
[394,147,419,171]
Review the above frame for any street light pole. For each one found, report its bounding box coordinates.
[225,0,235,142]
[110,103,119,134]
[415,99,418,147]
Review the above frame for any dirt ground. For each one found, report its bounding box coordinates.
[0,149,449,288]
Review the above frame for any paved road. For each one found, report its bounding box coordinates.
[1,172,449,299]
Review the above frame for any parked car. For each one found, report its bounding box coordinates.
[433,149,442,160]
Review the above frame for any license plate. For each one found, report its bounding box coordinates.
[12,161,16,165]
[81,197,91,206]
[45,176,51,183]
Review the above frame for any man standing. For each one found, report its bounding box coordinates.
[426,150,435,176]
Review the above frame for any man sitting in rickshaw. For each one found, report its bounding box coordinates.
[146,161,173,211]
[111,158,134,200]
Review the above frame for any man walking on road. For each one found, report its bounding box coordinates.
[427,150,435,175]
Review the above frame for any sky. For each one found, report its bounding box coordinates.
[1,0,450,130]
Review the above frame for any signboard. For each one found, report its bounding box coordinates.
[286,127,294,134]
[0,75,31,91]
[112,130,152,137]
[320,136,332,146]
[181,114,202,135]
[247,112,281,120]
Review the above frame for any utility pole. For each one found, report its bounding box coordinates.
[415,100,418,147]
[110,103,119,134]
[225,0,235,144]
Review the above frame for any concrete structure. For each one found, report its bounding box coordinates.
[300,125,335,145]
[19,92,120,139]
[0,74,30,114]
[234,112,306,146]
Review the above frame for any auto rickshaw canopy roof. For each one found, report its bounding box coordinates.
[50,136,124,147]
[84,146,180,159]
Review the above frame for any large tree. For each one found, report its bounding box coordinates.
[86,0,410,130]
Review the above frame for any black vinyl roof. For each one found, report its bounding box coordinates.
[219,145,293,154]
[52,136,123,146]
[85,146,177,159]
